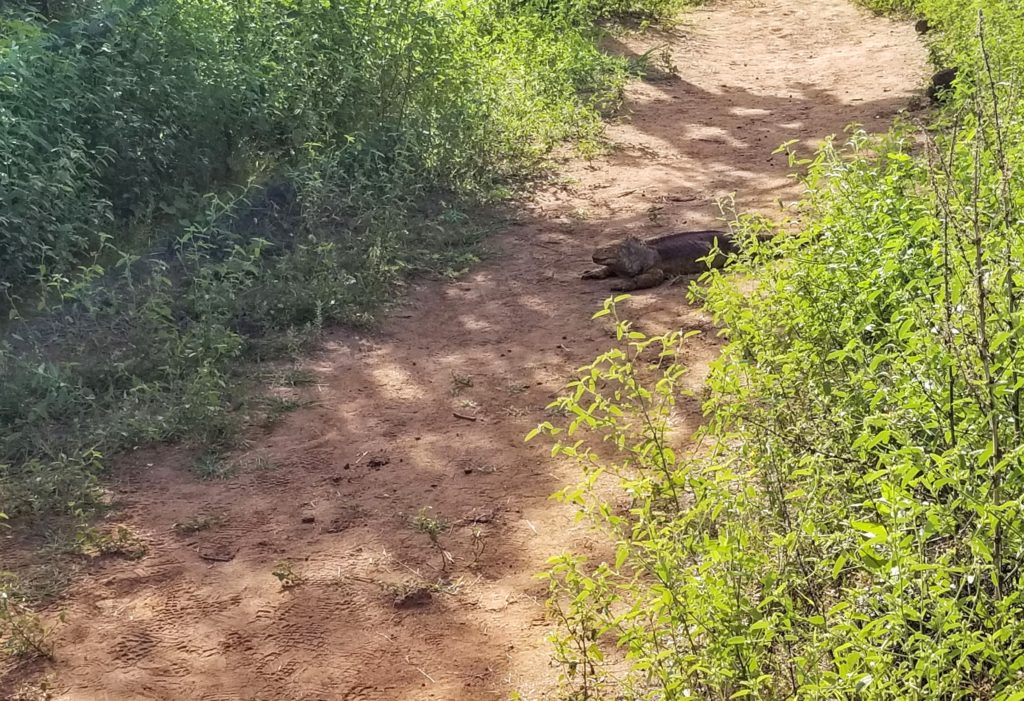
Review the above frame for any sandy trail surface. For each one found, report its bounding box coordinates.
[3,1,926,698]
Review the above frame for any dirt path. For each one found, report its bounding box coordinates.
[10,2,925,699]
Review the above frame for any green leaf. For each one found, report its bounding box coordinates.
[979,442,995,467]
[851,521,888,542]
[832,554,848,580]
[991,330,1012,352]
[615,543,629,570]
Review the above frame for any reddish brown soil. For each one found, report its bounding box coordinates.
[3,1,925,699]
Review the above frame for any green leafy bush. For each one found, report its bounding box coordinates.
[0,0,671,300]
[856,0,920,14]
[535,4,1024,698]
[0,0,693,524]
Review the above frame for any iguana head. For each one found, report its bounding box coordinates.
[592,236,659,277]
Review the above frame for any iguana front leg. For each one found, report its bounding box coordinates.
[582,266,614,280]
[611,268,667,291]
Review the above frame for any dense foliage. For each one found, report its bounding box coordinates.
[0,0,687,524]
[537,1,1024,698]
[0,0,640,298]
[856,0,919,15]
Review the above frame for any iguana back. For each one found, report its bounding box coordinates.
[642,230,736,275]
[583,229,760,290]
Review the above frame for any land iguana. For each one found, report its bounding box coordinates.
[581,229,751,291]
